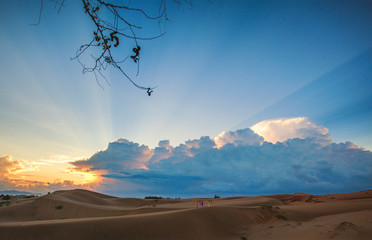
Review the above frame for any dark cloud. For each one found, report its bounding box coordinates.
[71,128,372,197]
[72,138,152,171]
[150,140,173,163]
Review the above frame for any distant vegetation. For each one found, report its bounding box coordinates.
[144,196,163,200]
[214,194,220,198]
[55,205,63,210]
[1,194,11,200]
[276,214,288,221]
[0,194,39,208]
[1,194,39,199]
[0,201,10,207]
[144,196,182,200]
[260,204,273,209]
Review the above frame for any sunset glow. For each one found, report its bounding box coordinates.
[0,154,105,193]
[1,0,371,197]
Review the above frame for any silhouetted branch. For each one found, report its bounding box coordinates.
[31,0,43,26]
[34,0,192,95]
[72,0,186,94]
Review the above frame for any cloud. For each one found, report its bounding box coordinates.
[0,155,100,194]
[69,118,372,197]
[0,155,38,179]
[0,177,99,194]
[150,140,173,163]
[72,138,153,171]
[0,155,23,176]
[214,128,264,148]
[251,117,331,144]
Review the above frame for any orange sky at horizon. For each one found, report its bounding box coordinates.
[0,154,105,193]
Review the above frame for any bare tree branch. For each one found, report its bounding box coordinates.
[73,0,183,94]
[31,0,43,26]
[34,0,192,96]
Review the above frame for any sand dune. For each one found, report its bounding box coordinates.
[0,189,371,239]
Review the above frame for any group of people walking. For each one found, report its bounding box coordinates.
[196,200,212,208]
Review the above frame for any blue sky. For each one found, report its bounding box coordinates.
[0,0,371,196]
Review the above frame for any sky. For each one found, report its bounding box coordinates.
[0,0,371,197]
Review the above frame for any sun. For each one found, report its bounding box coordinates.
[65,168,103,185]
[77,171,98,184]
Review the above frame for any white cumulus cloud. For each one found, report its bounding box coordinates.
[214,128,264,148]
[251,117,331,144]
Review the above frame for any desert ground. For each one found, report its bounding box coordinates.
[0,189,371,240]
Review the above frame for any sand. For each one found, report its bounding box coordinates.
[0,189,371,239]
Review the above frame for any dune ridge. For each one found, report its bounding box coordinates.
[0,189,371,239]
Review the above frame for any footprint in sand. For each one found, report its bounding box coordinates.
[329,221,361,238]
[335,221,357,231]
